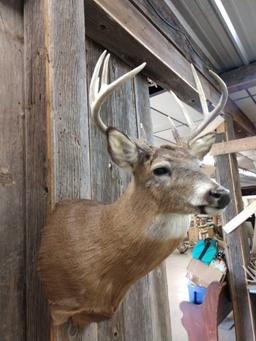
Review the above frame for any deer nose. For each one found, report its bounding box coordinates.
[208,187,230,209]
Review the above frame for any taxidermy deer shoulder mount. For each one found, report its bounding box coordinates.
[39,51,230,326]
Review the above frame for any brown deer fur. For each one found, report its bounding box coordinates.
[38,129,230,326]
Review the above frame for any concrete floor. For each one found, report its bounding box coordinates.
[165,250,236,341]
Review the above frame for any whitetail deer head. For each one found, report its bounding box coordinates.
[39,51,230,327]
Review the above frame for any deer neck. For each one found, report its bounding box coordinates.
[105,180,190,241]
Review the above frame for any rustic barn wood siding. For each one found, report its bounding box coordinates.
[0,1,172,339]
[24,0,51,340]
[48,34,172,340]
[0,2,25,341]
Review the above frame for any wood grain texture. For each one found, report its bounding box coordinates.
[24,0,51,340]
[215,115,256,341]
[46,0,91,206]
[44,1,92,340]
[0,2,25,341]
[211,136,256,156]
[149,266,172,341]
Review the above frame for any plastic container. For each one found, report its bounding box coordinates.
[187,282,207,304]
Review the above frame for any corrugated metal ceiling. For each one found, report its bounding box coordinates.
[169,0,256,71]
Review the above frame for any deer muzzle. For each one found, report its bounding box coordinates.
[207,187,231,209]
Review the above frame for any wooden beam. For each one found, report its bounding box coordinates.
[84,0,256,136]
[222,201,256,234]
[211,136,256,156]
[222,62,256,93]
[215,116,255,341]
[237,154,256,174]
[225,102,256,136]
[85,0,202,106]
[128,0,213,77]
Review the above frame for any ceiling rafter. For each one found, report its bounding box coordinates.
[221,62,256,93]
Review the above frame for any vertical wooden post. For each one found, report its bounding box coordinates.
[24,0,51,340]
[44,1,94,340]
[0,2,25,341]
[215,115,255,341]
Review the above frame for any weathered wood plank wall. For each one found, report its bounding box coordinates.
[44,0,92,339]
[1,1,172,340]
[0,2,25,341]
[45,0,91,207]
[24,0,51,340]
[48,32,172,340]
[42,0,172,340]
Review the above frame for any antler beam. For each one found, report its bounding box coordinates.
[189,66,228,141]
[170,65,228,144]
[89,50,146,133]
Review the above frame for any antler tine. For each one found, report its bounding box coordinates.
[167,116,183,144]
[188,66,228,142]
[191,64,209,117]
[101,52,110,85]
[171,91,195,129]
[89,50,107,107]
[139,122,147,140]
[89,50,146,133]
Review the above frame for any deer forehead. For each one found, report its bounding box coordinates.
[149,145,198,168]
[153,145,194,160]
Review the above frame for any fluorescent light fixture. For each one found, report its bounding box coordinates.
[213,0,249,64]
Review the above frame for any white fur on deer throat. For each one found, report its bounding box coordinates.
[147,213,190,241]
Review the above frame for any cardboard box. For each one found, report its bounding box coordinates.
[188,227,199,243]
[186,258,225,288]
[198,226,215,239]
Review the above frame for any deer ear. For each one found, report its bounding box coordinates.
[107,128,138,169]
[189,132,216,160]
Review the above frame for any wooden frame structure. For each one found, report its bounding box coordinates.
[1,0,256,340]
[215,117,256,341]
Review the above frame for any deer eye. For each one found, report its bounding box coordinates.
[153,167,171,176]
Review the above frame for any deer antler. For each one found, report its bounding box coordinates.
[89,50,146,133]
[170,64,228,144]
